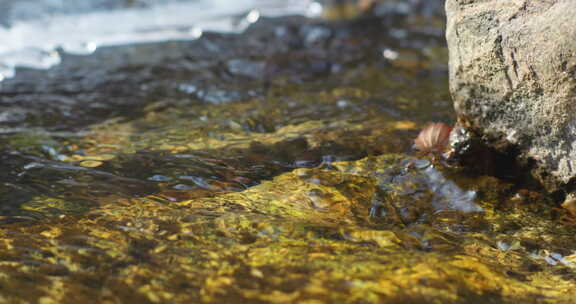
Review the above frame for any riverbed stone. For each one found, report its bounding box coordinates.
[445,0,576,192]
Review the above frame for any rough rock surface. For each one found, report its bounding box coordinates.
[446,0,576,192]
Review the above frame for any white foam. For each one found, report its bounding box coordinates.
[0,0,318,80]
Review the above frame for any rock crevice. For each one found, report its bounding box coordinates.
[446,0,576,192]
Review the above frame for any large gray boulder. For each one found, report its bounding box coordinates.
[445,0,576,192]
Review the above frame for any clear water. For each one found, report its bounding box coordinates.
[1,1,576,303]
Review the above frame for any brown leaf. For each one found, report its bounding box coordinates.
[414,122,452,154]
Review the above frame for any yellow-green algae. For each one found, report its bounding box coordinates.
[2,154,576,303]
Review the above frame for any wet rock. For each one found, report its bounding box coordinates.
[226,59,265,79]
[0,16,368,131]
[446,0,576,192]
[300,24,332,47]
[0,108,28,123]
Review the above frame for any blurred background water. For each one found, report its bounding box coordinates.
[0,0,319,80]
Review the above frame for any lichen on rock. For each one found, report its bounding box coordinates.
[446,0,576,193]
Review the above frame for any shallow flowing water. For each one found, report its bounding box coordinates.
[0,1,575,303]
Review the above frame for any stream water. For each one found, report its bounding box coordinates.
[0,0,315,80]
[0,0,575,303]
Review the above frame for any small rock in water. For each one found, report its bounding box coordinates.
[367,156,482,226]
[148,174,172,182]
[226,59,265,79]
[412,159,430,169]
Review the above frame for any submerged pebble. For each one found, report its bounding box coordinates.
[336,155,482,228]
